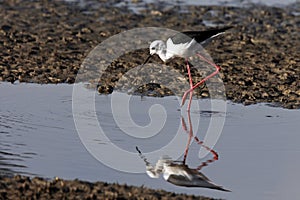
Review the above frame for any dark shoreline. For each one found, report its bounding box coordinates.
[0,0,299,108]
[0,175,215,200]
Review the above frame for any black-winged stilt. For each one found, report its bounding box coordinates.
[135,111,230,191]
[143,26,232,111]
[136,147,229,191]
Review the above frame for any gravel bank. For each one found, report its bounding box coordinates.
[0,1,299,108]
[0,175,214,200]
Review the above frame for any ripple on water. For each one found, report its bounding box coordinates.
[0,83,300,200]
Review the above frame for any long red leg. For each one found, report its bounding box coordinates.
[186,59,194,111]
[181,53,221,108]
[182,112,219,169]
[194,136,219,171]
[181,115,193,164]
[187,109,219,169]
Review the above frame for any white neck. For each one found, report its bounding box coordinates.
[157,49,174,62]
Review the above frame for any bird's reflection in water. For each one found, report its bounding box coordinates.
[137,112,230,192]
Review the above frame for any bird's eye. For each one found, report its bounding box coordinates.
[151,47,155,50]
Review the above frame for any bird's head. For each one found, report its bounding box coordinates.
[149,40,165,55]
[143,40,166,65]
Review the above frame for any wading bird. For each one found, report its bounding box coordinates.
[144,27,232,111]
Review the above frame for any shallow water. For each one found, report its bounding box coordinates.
[117,0,299,8]
[66,0,300,15]
[1,83,300,200]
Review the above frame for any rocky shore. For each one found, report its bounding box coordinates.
[0,0,299,108]
[0,175,214,200]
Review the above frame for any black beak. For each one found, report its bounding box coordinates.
[143,54,152,65]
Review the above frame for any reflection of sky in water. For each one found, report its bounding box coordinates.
[0,83,300,200]
[114,0,299,14]
[65,0,299,17]
[165,0,298,6]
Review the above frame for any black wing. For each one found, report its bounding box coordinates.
[167,174,230,191]
[170,26,233,45]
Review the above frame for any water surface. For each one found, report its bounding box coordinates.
[0,83,300,200]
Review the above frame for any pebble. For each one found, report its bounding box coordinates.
[0,0,299,109]
[0,175,215,200]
